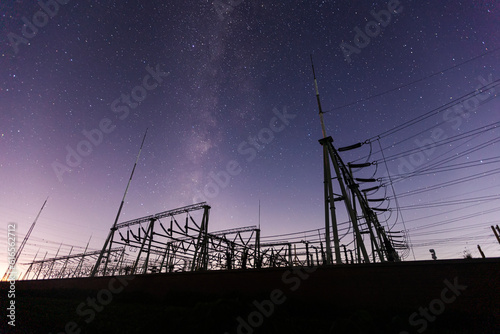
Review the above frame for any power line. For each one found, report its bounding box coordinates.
[379,156,500,181]
[330,47,500,112]
[378,120,500,163]
[398,194,500,210]
[408,206,500,231]
[366,92,499,159]
[369,79,500,142]
[381,135,500,189]
[397,166,500,199]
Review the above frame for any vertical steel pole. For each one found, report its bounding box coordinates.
[91,129,148,277]
[477,245,486,258]
[58,247,73,278]
[142,219,156,274]
[35,251,48,280]
[327,145,370,263]
[47,243,62,279]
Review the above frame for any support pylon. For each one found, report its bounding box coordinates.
[320,137,371,263]
[311,56,399,264]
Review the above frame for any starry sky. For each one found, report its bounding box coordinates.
[1,0,499,275]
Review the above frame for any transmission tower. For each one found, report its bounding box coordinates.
[310,56,399,264]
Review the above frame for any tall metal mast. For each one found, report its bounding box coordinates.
[91,129,148,277]
[310,56,372,264]
[310,56,341,264]
[310,57,398,264]
[311,55,327,139]
[2,198,47,281]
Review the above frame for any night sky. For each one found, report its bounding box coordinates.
[1,0,499,275]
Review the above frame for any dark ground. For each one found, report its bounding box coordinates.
[1,259,499,334]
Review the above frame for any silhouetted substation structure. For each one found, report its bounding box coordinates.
[17,60,413,280]
[21,183,408,279]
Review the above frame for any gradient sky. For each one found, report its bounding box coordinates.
[1,0,499,276]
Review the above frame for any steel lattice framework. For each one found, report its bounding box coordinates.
[21,248,125,280]
[23,202,371,279]
[19,198,410,280]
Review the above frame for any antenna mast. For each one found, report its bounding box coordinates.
[91,129,148,277]
[258,200,261,230]
[2,198,48,281]
[311,55,327,138]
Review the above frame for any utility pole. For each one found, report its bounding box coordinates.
[477,245,485,258]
